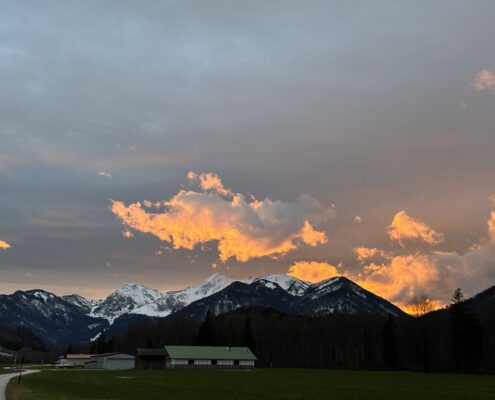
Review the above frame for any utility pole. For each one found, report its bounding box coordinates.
[17,355,24,385]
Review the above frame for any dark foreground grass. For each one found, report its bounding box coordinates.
[6,368,495,400]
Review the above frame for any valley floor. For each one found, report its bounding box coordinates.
[6,368,495,400]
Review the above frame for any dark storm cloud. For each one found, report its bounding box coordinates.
[1,1,495,299]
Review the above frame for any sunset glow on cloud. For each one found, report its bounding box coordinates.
[471,69,495,91]
[488,211,495,243]
[111,172,333,262]
[287,261,339,283]
[353,247,389,262]
[0,240,11,250]
[187,171,233,197]
[388,211,444,246]
[286,206,495,311]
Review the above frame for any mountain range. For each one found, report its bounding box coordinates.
[1,272,493,349]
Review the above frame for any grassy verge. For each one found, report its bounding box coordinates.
[6,368,495,400]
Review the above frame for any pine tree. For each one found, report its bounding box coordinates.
[197,310,214,345]
[382,314,400,369]
[96,332,107,354]
[65,344,74,357]
[243,317,256,353]
[450,288,482,372]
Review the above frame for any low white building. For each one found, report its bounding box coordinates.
[164,345,256,369]
[56,354,92,367]
[84,353,135,370]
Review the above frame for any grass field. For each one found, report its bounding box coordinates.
[6,368,495,400]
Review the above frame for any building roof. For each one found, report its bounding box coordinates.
[136,348,168,357]
[90,352,135,359]
[164,346,256,361]
[67,354,92,360]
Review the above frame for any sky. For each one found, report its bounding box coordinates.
[1,1,495,308]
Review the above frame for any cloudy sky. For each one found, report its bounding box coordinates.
[1,1,495,307]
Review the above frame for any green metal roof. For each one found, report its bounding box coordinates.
[164,346,256,361]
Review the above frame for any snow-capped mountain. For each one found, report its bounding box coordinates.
[131,273,233,317]
[62,294,99,314]
[176,276,407,319]
[0,273,410,349]
[250,274,309,296]
[0,289,107,347]
[90,284,162,323]
[292,276,405,317]
[177,280,295,319]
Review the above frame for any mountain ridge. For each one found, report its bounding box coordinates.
[6,273,493,349]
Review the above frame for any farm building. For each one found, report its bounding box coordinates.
[57,354,92,367]
[84,352,135,370]
[135,348,167,369]
[164,345,256,369]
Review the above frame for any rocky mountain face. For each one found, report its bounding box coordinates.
[0,273,422,349]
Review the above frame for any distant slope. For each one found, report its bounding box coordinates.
[0,290,107,348]
[176,276,407,319]
[177,281,296,319]
[293,276,407,317]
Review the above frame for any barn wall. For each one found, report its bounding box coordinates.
[168,358,254,369]
[240,360,255,367]
[104,358,134,370]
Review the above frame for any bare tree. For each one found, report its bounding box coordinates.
[407,294,436,317]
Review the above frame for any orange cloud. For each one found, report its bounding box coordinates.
[471,69,495,91]
[0,240,11,250]
[353,246,389,262]
[388,210,444,246]
[356,254,442,307]
[111,172,334,262]
[122,230,134,239]
[287,261,339,283]
[488,211,495,243]
[187,171,232,196]
[355,208,495,309]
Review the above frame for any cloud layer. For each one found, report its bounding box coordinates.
[388,211,444,246]
[111,172,334,262]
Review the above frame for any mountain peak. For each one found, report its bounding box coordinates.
[18,289,57,302]
[251,273,310,296]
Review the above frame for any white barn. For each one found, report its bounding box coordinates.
[164,345,256,369]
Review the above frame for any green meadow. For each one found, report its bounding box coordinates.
[6,369,495,400]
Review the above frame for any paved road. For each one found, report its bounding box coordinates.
[0,370,39,400]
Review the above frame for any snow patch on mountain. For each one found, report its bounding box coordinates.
[63,294,100,313]
[131,273,233,318]
[90,284,162,324]
[251,274,309,296]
